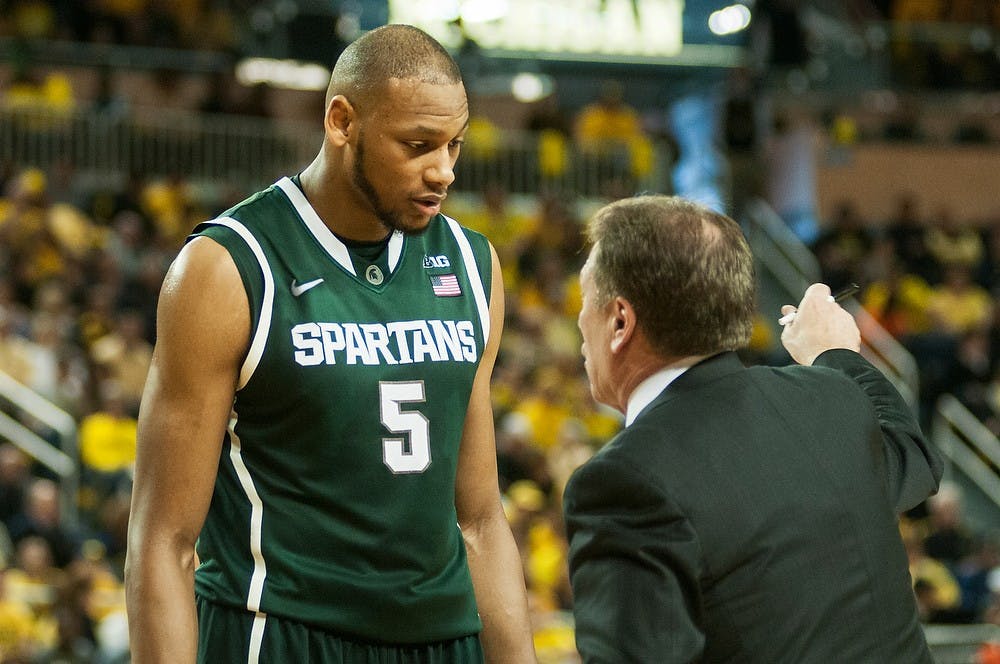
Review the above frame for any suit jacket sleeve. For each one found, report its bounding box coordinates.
[563,452,704,664]
[813,348,943,512]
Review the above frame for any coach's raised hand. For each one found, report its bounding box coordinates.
[780,283,861,366]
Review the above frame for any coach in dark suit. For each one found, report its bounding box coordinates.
[564,195,942,663]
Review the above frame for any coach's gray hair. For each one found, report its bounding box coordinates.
[586,195,755,357]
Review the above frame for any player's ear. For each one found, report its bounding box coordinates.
[325,95,354,146]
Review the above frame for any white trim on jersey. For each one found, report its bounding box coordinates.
[275,176,356,276]
[248,611,267,664]
[201,217,271,645]
[387,230,404,272]
[443,215,491,346]
[206,216,273,390]
[228,420,269,615]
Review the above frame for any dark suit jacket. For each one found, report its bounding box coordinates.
[563,349,942,663]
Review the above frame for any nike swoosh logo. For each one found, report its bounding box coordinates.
[290,278,324,297]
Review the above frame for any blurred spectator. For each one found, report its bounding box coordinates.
[947,328,996,422]
[860,241,934,338]
[77,381,136,504]
[516,194,585,294]
[447,185,537,290]
[89,66,129,121]
[4,535,62,646]
[140,175,198,246]
[117,251,168,344]
[463,112,502,162]
[574,81,654,188]
[30,281,75,346]
[885,193,937,283]
[0,277,31,339]
[74,284,117,356]
[0,444,31,531]
[975,222,1000,291]
[523,508,569,610]
[890,0,945,88]
[92,492,130,577]
[7,479,80,569]
[495,413,550,494]
[20,315,63,404]
[545,418,593,499]
[66,551,128,661]
[0,307,37,387]
[31,545,128,663]
[88,310,152,414]
[926,262,993,336]
[811,200,875,293]
[526,94,572,184]
[953,534,1000,623]
[81,171,149,230]
[925,205,984,272]
[924,483,976,568]
[2,69,74,116]
[0,170,68,298]
[510,366,577,453]
[905,525,963,622]
[103,210,147,284]
[0,568,37,663]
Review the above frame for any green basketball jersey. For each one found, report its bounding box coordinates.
[191,177,491,645]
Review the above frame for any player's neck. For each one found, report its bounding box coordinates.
[299,157,387,242]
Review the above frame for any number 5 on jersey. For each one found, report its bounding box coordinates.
[379,381,431,473]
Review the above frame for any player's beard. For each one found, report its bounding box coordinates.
[352,132,429,236]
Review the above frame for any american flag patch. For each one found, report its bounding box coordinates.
[430,274,462,297]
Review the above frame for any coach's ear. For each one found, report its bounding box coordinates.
[609,296,636,355]
[325,95,354,147]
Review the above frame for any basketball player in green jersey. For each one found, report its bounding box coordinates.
[125,24,536,663]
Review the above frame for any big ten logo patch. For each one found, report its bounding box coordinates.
[423,255,451,269]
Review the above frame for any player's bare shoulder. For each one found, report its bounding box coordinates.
[156,236,250,355]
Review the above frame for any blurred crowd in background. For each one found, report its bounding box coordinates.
[1,1,1000,663]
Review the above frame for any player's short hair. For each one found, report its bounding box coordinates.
[327,24,463,109]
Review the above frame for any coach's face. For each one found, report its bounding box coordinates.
[578,247,618,410]
[349,78,468,235]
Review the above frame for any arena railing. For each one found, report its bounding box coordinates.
[932,394,1000,531]
[0,106,317,193]
[741,197,920,408]
[0,106,674,198]
[924,619,1000,664]
[0,370,78,527]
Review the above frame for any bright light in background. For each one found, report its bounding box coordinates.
[429,1,461,22]
[510,72,552,103]
[388,0,684,59]
[235,58,330,91]
[423,0,508,24]
[708,4,751,36]
[460,0,509,23]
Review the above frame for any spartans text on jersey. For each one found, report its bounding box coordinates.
[291,319,478,366]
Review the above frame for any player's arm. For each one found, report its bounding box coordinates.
[124,237,250,664]
[455,244,537,663]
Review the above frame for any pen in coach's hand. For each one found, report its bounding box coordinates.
[778,283,861,326]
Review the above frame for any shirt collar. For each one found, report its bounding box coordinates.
[625,361,698,427]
